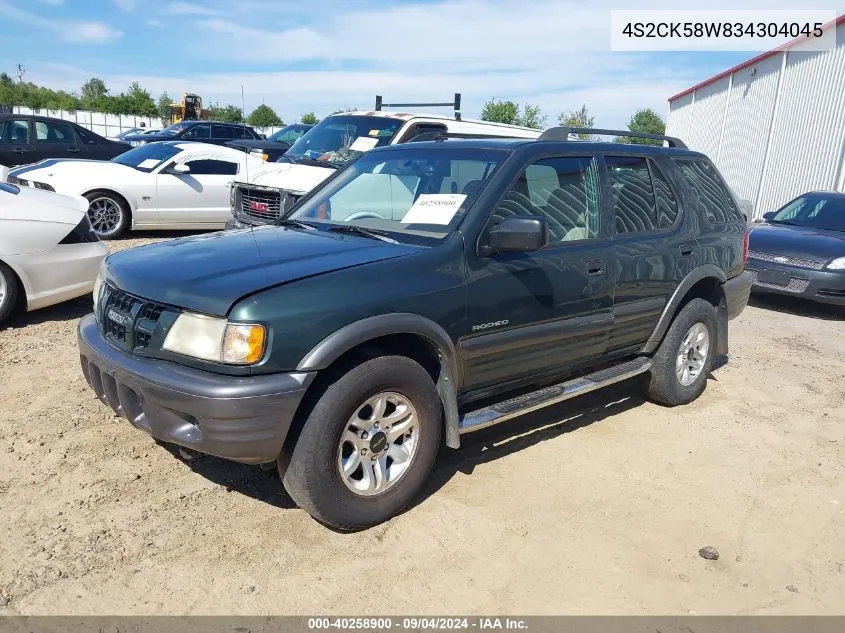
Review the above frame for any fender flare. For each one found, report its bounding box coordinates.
[641,265,727,355]
[297,313,463,449]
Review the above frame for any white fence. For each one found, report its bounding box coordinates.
[6,106,287,139]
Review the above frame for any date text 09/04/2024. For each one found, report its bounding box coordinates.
[621,21,824,39]
[307,618,528,630]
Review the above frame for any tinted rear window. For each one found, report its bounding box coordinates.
[672,157,742,223]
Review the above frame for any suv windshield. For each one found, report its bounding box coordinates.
[284,115,404,167]
[287,146,505,243]
[770,194,845,232]
[112,143,183,172]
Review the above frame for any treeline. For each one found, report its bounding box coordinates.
[480,98,667,145]
[0,73,667,140]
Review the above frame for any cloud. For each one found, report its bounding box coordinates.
[0,1,122,43]
[40,0,64,5]
[146,19,163,28]
[113,0,136,11]
[165,1,220,15]
[8,0,844,129]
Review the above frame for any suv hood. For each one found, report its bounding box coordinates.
[234,162,334,194]
[749,223,845,262]
[226,139,290,151]
[103,225,424,316]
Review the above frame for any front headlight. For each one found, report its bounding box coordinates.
[827,257,845,270]
[92,274,103,312]
[163,312,266,364]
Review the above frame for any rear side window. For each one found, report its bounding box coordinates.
[35,120,75,144]
[606,156,679,235]
[672,157,741,223]
[212,124,235,139]
[0,119,30,144]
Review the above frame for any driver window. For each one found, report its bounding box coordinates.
[185,124,210,139]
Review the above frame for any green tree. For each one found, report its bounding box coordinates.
[208,103,244,123]
[516,104,547,129]
[481,98,545,128]
[246,104,283,127]
[300,112,319,125]
[480,98,519,125]
[80,77,109,111]
[125,81,157,116]
[558,104,594,139]
[616,108,666,145]
[157,91,172,119]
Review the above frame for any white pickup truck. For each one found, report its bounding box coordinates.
[224,110,542,229]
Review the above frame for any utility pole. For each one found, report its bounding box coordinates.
[15,63,25,83]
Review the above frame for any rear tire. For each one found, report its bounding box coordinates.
[644,298,717,406]
[85,190,130,240]
[0,262,19,326]
[282,355,442,531]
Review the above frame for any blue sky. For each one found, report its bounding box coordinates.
[0,0,841,127]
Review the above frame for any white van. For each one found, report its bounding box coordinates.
[225,108,543,229]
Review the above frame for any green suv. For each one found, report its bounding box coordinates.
[78,127,752,530]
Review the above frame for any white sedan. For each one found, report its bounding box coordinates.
[7,142,269,239]
[0,180,108,326]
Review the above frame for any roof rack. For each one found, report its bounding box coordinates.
[538,126,687,149]
[406,131,524,143]
[375,93,462,121]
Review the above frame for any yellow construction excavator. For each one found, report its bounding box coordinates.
[167,93,210,125]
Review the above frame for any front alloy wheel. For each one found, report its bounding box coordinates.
[337,392,420,496]
[676,322,710,387]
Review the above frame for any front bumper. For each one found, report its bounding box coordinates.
[746,259,845,305]
[77,313,316,464]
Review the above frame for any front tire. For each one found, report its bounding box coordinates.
[85,190,130,240]
[0,262,19,326]
[282,355,443,531]
[644,298,717,406]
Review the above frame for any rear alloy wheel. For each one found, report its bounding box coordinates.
[644,298,717,406]
[85,191,129,239]
[0,262,19,326]
[282,355,442,531]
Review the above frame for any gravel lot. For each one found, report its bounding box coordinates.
[1,232,844,615]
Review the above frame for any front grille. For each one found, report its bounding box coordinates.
[98,285,168,352]
[749,270,810,293]
[236,185,301,224]
[747,250,826,270]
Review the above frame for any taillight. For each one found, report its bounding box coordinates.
[742,227,749,266]
[59,215,100,244]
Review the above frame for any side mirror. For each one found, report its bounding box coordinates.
[762,211,776,222]
[483,216,549,255]
[169,163,190,175]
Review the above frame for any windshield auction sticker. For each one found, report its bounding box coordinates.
[402,193,467,224]
[349,136,380,152]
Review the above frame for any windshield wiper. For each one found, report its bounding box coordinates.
[326,224,397,243]
[275,218,317,230]
[771,219,802,226]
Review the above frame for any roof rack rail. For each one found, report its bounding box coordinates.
[538,126,687,149]
[406,131,524,143]
[375,93,462,121]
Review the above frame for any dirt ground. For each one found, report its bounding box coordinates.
[1,232,844,615]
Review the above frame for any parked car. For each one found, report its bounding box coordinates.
[225,110,544,229]
[77,127,752,530]
[225,123,314,162]
[0,181,108,326]
[747,190,845,304]
[109,127,145,141]
[124,121,262,147]
[7,141,268,239]
[0,114,131,167]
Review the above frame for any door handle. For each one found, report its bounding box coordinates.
[586,259,605,276]
[68,148,81,153]
[679,243,696,257]
[14,148,25,154]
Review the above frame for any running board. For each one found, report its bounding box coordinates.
[458,357,652,434]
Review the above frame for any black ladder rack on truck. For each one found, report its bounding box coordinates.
[375,93,463,121]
